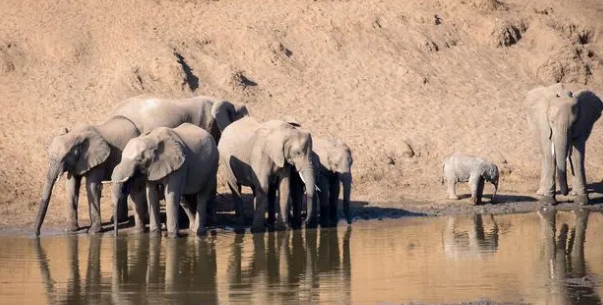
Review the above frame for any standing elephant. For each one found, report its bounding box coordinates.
[109,123,219,237]
[526,83,603,205]
[278,117,353,226]
[442,152,499,205]
[111,95,249,142]
[311,137,354,226]
[34,115,141,236]
[218,117,316,232]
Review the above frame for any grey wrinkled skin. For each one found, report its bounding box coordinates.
[526,83,602,205]
[111,95,249,143]
[442,152,499,205]
[277,117,353,227]
[35,116,141,236]
[110,123,219,237]
[218,117,316,232]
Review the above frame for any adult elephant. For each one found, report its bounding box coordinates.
[281,117,353,226]
[526,83,603,205]
[111,94,248,227]
[111,95,249,143]
[109,123,219,237]
[34,116,141,236]
[218,117,316,232]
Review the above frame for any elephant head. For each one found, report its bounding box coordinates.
[481,163,499,201]
[211,100,250,142]
[110,127,185,233]
[35,127,111,236]
[316,138,354,224]
[260,123,316,221]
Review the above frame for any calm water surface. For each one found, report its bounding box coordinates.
[1,209,602,305]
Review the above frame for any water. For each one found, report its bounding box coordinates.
[1,209,602,305]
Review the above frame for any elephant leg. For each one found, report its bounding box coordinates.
[446,179,459,200]
[228,181,246,232]
[180,195,197,232]
[267,182,277,227]
[129,189,148,233]
[193,176,217,236]
[328,175,340,226]
[277,175,290,231]
[570,139,589,205]
[164,177,184,238]
[85,169,104,234]
[469,175,484,205]
[317,176,330,226]
[146,184,162,233]
[539,138,557,203]
[252,183,269,233]
[65,175,81,232]
[289,171,304,229]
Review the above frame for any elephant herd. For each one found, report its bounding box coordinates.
[442,83,603,206]
[34,95,353,237]
[34,82,602,237]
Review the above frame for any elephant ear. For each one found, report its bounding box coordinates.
[262,128,286,168]
[147,128,186,181]
[573,90,603,139]
[74,130,111,175]
[211,100,237,132]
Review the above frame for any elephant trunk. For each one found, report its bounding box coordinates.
[340,172,352,224]
[299,160,316,223]
[35,158,64,236]
[111,182,128,236]
[491,179,498,203]
[553,128,570,196]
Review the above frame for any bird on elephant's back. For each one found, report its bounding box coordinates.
[525,83,603,205]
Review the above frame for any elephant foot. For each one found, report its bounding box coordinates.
[149,227,161,236]
[536,188,547,196]
[65,223,79,232]
[134,225,146,234]
[448,195,460,200]
[250,226,266,234]
[166,231,182,238]
[470,196,482,205]
[305,218,318,229]
[539,195,558,206]
[195,228,208,237]
[574,194,589,206]
[87,224,102,234]
[234,227,246,235]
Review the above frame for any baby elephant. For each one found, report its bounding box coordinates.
[442,152,499,205]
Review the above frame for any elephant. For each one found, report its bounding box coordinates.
[276,117,353,226]
[34,115,141,236]
[111,95,249,143]
[218,117,316,232]
[442,214,499,260]
[109,123,219,237]
[537,208,600,305]
[111,94,249,226]
[442,152,499,205]
[526,83,603,205]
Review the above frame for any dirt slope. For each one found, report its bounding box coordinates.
[1,0,603,227]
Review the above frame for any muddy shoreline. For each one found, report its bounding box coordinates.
[5,191,603,236]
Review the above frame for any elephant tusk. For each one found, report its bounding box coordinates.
[102,176,130,185]
[55,175,61,184]
[551,142,555,157]
[298,171,306,184]
[316,186,321,192]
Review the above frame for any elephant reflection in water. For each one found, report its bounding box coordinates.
[443,214,499,259]
[34,235,110,305]
[538,208,600,305]
[35,235,219,305]
[226,227,352,304]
